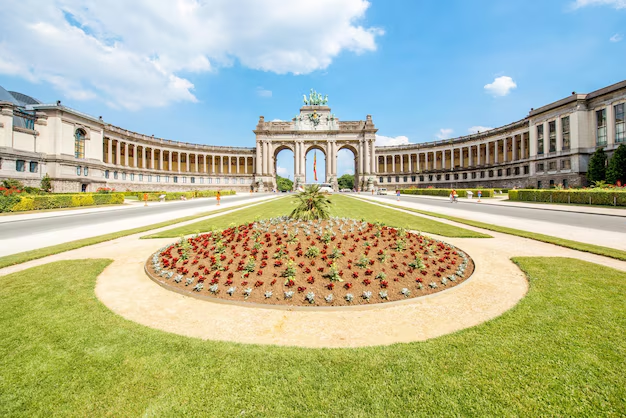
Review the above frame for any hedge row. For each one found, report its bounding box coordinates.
[136,190,236,201]
[509,189,626,206]
[0,193,125,212]
[399,188,495,198]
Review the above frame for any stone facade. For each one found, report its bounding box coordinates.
[1,81,625,192]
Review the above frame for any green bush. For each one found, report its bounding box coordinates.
[508,189,626,206]
[399,188,495,198]
[137,190,236,201]
[0,193,124,212]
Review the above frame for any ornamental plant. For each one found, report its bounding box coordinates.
[290,185,332,220]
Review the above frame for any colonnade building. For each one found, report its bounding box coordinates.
[1,80,624,192]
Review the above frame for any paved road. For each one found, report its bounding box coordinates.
[373,194,625,233]
[0,194,276,256]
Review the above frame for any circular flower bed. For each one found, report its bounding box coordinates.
[146,217,474,307]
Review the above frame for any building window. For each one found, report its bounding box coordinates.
[506,168,511,176]
[76,166,81,176]
[411,175,416,182]
[379,177,383,183]
[216,178,220,184]
[549,121,556,152]
[471,172,477,179]
[114,171,118,179]
[130,173,135,181]
[207,178,212,184]
[148,175,152,182]
[75,129,86,159]
[240,179,245,184]
[165,176,169,183]
[537,180,542,189]
[224,178,228,184]
[563,179,569,188]
[548,161,557,171]
[16,160,25,172]
[199,178,204,184]
[537,125,544,154]
[28,162,38,173]
[395,176,400,183]
[561,116,570,150]
[549,179,555,188]
[191,177,195,184]
[488,170,494,178]
[105,170,110,179]
[173,176,178,183]
[122,172,126,180]
[480,171,485,179]
[596,108,607,145]
[403,176,408,182]
[561,159,571,170]
[523,165,530,175]
[139,174,144,181]
[156,175,161,183]
[419,175,424,181]
[514,167,520,175]
[84,167,89,176]
[497,169,502,177]
[537,163,544,172]
[387,177,391,183]
[182,177,187,183]
[616,103,625,143]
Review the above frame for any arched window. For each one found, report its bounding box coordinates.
[75,129,86,159]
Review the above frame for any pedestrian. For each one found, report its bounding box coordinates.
[216,191,221,206]
[450,189,456,203]
[453,189,458,203]
[477,190,482,202]
[396,190,400,201]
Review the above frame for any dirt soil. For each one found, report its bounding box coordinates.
[146,218,474,307]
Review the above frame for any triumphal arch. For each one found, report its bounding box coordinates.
[253,90,378,191]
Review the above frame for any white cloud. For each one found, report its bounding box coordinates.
[375,135,410,146]
[271,119,284,122]
[610,33,624,42]
[572,0,626,9]
[0,0,383,110]
[468,126,494,134]
[484,76,517,97]
[277,166,288,176]
[256,87,272,98]
[436,128,453,140]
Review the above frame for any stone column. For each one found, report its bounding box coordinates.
[261,142,267,175]
[425,152,430,170]
[139,146,145,169]
[543,122,550,155]
[493,141,499,164]
[391,154,395,173]
[521,134,527,159]
[408,154,413,173]
[450,148,454,170]
[399,154,404,173]
[107,139,113,164]
[607,105,615,147]
[383,156,387,173]
[133,144,138,168]
[158,149,163,170]
[176,151,180,172]
[124,143,129,167]
[370,141,376,176]
[255,142,261,175]
[485,142,490,165]
[503,138,508,163]
[512,137,518,161]
[417,153,421,172]
[460,147,464,168]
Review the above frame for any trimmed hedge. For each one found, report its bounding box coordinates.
[137,190,236,201]
[509,189,626,206]
[399,188,495,198]
[0,193,125,212]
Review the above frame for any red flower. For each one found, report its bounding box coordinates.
[257,269,263,275]
[297,286,306,293]
[380,280,388,288]
[286,279,295,287]
[254,280,264,287]
[241,281,249,286]
[225,278,233,285]
[326,283,334,290]
[363,278,372,286]
[352,271,359,278]
[365,269,373,276]
[307,276,315,284]
[415,278,423,283]
[270,279,277,285]
[344,283,352,290]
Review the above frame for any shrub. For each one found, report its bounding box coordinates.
[0,192,124,212]
[290,185,332,220]
[587,147,607,184]
[509,189,626,206]
[399,188,495,198]
[40,173,52,193]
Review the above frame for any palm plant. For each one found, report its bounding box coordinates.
[289,185,332,220]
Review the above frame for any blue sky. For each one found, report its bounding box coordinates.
[1,0,625,181]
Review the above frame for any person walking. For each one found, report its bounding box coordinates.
[477,190,482,202]
[450,189,456,203]
[396,190,400,201]
[216,191,221,206]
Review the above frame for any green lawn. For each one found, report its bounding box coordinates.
[360,197,626,261]
[1,257,623,416]
[145,194,489,239]
[329,195,490,238]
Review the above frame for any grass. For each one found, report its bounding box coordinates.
[142,197,296,238]
[144,194,490,239]
[329,194,491,238]
[0,257,624,416]
[0,200,271,269]
[358,197,626,261]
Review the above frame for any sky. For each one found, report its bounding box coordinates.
[1,0,625,182]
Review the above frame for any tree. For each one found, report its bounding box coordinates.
[40,173,52,193]
[587,147,607,184]
[289,185,332,220]
[337,174,354,190]
[606,144,626,185]
[276,175,293,192]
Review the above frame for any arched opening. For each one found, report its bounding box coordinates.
[336,146,357,191]
[304,146,326,185]
[274,145,295,191]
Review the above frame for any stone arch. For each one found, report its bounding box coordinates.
[336,143,359,191]
[272,144,295,190]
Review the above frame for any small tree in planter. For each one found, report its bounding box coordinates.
[606,144,626,185]
[290,185,332,220]
[587,147,607,184]
[40,173,52,193]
